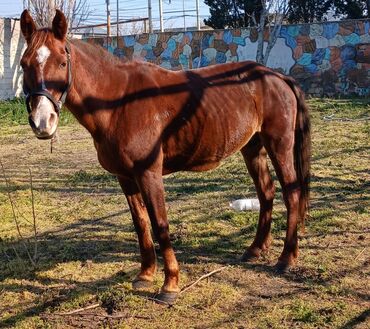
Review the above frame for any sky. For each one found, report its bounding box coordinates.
[0,0,211,31]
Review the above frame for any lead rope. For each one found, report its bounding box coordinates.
[50,130,59,153]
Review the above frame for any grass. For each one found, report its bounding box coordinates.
[0,98,75,126]
[0,98,369,328]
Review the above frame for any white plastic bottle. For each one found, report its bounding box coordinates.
[229,198,260,211]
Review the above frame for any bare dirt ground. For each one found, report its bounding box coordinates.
[0,99,369,328]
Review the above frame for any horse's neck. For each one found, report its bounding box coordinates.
[65,42,127,139]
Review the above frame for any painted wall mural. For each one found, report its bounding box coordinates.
[85,19,370,97]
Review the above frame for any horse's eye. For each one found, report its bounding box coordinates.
[20,62,27,71]
[59,62,67,69]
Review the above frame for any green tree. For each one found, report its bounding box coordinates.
[333,0,369,19]
[204,0,262,29]
[287,0,332,23]
[204,0,369,29]
[204,0,289,64]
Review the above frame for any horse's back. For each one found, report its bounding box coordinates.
[115,60,299,174]
[159,61,296,172]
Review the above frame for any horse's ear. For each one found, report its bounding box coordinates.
[20,10,36,43]
[52,9,67,40]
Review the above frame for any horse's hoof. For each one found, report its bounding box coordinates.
[155,291,178,305]
[274,261,292,274]
[132,279,153,290]
[241,251,259,263]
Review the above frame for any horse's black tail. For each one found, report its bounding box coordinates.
[284,77,311,232]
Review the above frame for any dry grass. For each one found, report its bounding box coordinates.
[0,99,369,328]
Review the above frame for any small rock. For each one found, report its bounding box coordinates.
[81,260,93,268]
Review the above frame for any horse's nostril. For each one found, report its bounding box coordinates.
[49,112,57,128]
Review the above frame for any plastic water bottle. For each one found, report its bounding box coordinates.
[229,198,260,211]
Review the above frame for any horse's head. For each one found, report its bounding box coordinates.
[20,9,71,139]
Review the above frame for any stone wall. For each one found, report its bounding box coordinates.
[0,18,26,100]
[0,18,368,99]
[85,19,370,97]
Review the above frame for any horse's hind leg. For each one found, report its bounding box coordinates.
[240,134,276,261]
[118,177,157,288]
[261,130,300,272]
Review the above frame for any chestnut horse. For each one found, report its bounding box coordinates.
[20,10,310,303]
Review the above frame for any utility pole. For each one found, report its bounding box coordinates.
[182,0,186,31]
[106,0,111,42]
[159,0,163,32]
[196,0,200,30]
[48,0,56,25]
[148,0,153,33]
[116,0,119,39]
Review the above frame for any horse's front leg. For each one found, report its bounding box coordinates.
[118,177,157,288]
[135,170,180,304]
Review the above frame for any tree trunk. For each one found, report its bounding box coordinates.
[263,24,281,66]
[255,6,266,64]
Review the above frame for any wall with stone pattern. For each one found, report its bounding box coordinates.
[0,19,368,99]
[85,19,370,97]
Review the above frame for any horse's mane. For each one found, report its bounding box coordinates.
[70,38,163,71]
[70,38,123,66]
[29,29,124,66]
[29,29,167,74]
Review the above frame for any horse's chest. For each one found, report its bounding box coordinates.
[94,141,128,175]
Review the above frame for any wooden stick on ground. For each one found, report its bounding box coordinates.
[179,265,230,295]
[54,266,230,314]
[54,303,100,315]
[354,247,366,261]
[43,311,151,320]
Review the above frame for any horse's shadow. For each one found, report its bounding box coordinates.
[0,202,260,327]
[1,162,369,327]
[1,207,369,327]
[0,210,136,326]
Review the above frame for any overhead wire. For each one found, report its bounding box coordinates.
[0,0,210,32]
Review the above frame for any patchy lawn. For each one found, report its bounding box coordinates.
[0,99,369,328]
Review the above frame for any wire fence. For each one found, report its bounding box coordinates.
[71,0,209,37]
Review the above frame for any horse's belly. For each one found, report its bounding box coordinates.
[162,155,222,174]
[190,108,258,160]
[162,124,254,173]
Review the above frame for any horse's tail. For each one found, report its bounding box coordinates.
[284,76,311,232]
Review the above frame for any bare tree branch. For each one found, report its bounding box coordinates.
[28,0,91,32]
[255,0,289,65]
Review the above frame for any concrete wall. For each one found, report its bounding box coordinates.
[0,18,26,100]
[86,19,370,97]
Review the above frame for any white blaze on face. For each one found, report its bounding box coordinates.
[36,45,51,89]
[30,45,58,137]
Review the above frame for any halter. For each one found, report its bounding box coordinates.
[23,42,72,116]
